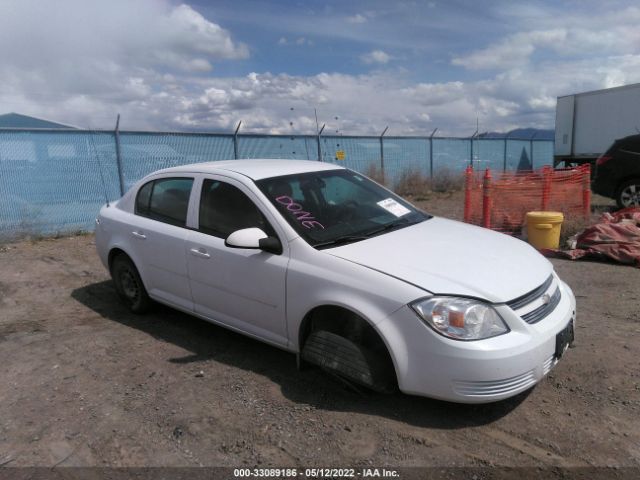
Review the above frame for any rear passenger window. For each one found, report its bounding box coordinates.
[135,181,153,215]
[135,177,193,227]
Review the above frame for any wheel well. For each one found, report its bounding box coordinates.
[298,306,396,376]
[108,248,129,272]
[616,176,640,190]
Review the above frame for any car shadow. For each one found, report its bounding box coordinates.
[71,281,530,429]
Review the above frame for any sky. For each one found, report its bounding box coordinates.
[1,0,640,136]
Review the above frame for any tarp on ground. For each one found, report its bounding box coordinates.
[543,207,640,267]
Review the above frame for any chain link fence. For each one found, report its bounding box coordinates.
[0,128,554,240]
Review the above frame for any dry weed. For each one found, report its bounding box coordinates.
[394,168,430,197]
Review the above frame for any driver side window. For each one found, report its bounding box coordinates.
[198,179,275,239]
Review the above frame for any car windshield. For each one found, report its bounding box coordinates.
[256,169,431,248]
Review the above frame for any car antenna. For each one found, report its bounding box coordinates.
[88,126,110,207]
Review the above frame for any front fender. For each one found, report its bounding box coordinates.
[285,239,424,351]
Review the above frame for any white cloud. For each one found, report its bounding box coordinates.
[347,14,368,24]
[6,54,640,136]
[452,29,566,70]
[0,1,248,72]
[0,0,248,127]
[3,0,640,137]
[453,6,640,71]
[158,70,551,135]
[404,82,465,107]
[165,4,249,61]
[361,50,391,65]
[295,37,313,46]
[277,36,313,47]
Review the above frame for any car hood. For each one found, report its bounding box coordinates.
[325,217,552,303]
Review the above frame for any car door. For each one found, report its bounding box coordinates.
[130,175,194,311]
[185,175,289,347]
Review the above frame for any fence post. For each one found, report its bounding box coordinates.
[316,124,325,161]
[469,129,478,167]
[482,168,492,229]
[530,132,537,170]
[114,114,124,197]
[464,165,473,223]
[542,165,552,210]
[429,128,438,179]
[503,132,510,172]
[233,121,242,159]
[582,163,591,220]
[470,136,474,167]
[380,126,388,184]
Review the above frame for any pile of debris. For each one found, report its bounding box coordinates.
[544,207,640,267]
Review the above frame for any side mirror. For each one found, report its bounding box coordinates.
[225,228,282,254]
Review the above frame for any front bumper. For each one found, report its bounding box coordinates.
[377,279,576,403]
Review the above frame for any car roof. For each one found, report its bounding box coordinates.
[157,159,344,180]
[616,134,640,145]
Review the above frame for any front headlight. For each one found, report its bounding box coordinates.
[410,297,509,341]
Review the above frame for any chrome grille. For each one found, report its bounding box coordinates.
[506,274,554,310]
[521,287,561,324]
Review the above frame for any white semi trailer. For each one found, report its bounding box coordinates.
[554,83,640,167]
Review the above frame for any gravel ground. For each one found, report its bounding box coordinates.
[0,193,639,476]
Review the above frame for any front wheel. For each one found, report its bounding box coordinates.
[301,330,397,393]
[111,255,152,314]
[616,178,640,209]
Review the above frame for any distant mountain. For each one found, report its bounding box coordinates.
[478,128,554,140]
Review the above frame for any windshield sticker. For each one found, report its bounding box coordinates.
[275,196,325,229]
[377,198,411,217]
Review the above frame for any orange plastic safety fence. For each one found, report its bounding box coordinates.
[463,165,591,234]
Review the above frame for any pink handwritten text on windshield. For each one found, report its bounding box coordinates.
[275,195,325,229]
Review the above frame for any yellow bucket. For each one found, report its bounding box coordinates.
[526,211,564,249]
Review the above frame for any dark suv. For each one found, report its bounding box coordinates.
[592,134,640,208]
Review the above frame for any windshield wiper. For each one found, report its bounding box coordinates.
[314,234,370,249]
[361,217,423,237]
[314,217,424,249]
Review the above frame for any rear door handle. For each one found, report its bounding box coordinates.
[131,231,146,239]
[190,247,210,259]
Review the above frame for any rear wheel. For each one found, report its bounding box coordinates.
[111,255,152,314]
[616,178,640,208]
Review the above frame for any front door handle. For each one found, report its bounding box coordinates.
[190,247,210,259]
[131,231,146,240]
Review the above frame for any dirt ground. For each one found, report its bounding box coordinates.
[1,192,639,475]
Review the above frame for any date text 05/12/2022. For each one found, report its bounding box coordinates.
[233,467,400,478]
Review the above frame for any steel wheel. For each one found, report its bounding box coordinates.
[119,267,140,304]
[111,255,152,314]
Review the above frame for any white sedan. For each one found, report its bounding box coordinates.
[95,159,575,403]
